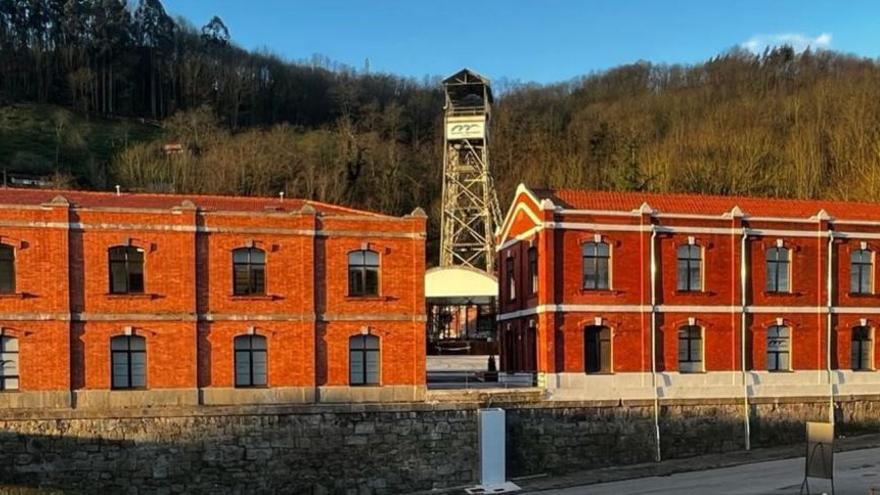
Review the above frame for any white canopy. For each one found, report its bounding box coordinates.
[425,266,497,304]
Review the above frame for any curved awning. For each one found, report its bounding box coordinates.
[425,266,497,304]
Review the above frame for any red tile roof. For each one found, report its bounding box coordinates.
[534,188,880,221]
[0,188,390,217]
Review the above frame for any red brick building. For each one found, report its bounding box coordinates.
[498,184,880,401]
[0,189,426,408]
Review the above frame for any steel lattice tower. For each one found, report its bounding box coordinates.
[439,69,503,272]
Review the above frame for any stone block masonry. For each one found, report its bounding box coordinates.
[1,397,879,494]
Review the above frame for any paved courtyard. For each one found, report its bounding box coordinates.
[526,446,880,495]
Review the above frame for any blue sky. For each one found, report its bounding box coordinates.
[163,0,880,84]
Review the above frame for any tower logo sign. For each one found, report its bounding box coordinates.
[446,120,485,139]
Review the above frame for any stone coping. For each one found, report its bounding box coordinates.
[0,393,877,421]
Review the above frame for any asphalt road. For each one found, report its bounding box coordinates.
[531,447,880,495]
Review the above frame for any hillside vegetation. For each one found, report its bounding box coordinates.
[0,103,160,185]
[5,1,880,235]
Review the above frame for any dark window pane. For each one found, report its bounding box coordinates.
[677,262,688,291]
[233,250,250,263]
[130,354,146,387]
[597,258,609,289]
[365,350,379,384]
[348,251,364,265]
[0,257,14,294]
[689,263,701,290]
[129,336,146,351]
[349,250,380,297]
[109,248,126,261]
[111,337,128,351]
[582,243,610,290]
[110,262,128,293]
[690,337,702,362]
[252,351,267,385]
[350,351,364,384]
[129,273,144,293]
[364,251,379,266]
[251,267,266,294]
[766,262,778,292]
[364,267,379,295]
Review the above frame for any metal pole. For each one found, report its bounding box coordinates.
[826,231,835,425]
[650,227,661,462]
[740,230,751,450]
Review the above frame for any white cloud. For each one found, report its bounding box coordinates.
[741,32,832,53]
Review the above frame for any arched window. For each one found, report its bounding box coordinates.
[678,325,703,373]
[852,326,874,371]
[109,246,144,294]
[0,336,18,390]
[0,244,15,294]
[851,249,873,295]
[582,242,610,290]
[234,335,267,387]
[766,247,790,293]
[767,325,790,371]
[233,247,266,295]
[349,334,379,386]
[677,245,702,292]
[584,326,611,373]
[348,250,379,297]
[111,335,146,389]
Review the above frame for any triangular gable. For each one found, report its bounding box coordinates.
[496,183,544,247]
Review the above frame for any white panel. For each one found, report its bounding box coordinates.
[478,408,506,486]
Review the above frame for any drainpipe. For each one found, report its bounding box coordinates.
[650,227,661,462]
[740,229,750,450]
[826,231,835,425]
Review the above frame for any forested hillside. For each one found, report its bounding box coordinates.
[5,0,880,238]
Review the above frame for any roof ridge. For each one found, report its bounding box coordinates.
[544,188,880,210]
[0,187,397,218]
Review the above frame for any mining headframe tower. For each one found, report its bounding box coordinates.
[426,69,502,363]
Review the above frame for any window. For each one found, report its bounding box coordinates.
[0,336,18,390]
[0,244,15,294]
[677,245,702,291]
[506,256,516,300]
[234,335,267,387]
[851,249,873,295]
[678,325,703,372]
[111,335,146,389]
[852,326,873,371]
[584,326,611,373]
[109,246,144,294]
[528,247,538,295]
[766,247,790,293]
[233,247,266,295]
[350,334,379,386]
[348,250,379,297]
[582,242,610,290]
[767,325,791,371]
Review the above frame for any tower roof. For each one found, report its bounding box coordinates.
[443,68,493,103]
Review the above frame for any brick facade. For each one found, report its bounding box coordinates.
[0,189,426,408]
[498,184,880,401]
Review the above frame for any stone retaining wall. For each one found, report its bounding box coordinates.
[0,396,877,494]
